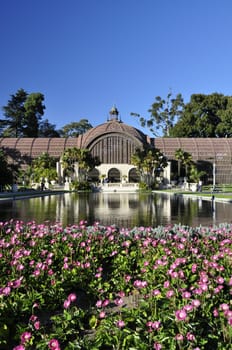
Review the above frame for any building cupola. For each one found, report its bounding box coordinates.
[108,105,121,122]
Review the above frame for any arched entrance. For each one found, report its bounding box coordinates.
[87,168,100,182]
[108,168,120,183]
[129,168,140,183]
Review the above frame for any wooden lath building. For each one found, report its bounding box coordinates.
[1,106,232,185]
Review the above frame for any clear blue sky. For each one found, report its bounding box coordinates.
[1,0,232,136]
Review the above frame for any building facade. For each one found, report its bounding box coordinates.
[1,106,232,185]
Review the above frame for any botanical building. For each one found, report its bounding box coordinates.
[1,106,232,185]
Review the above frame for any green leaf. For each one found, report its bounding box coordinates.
[89,315,98,329]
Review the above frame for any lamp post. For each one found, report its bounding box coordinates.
[208,157,216,191]
[212,161,216,191]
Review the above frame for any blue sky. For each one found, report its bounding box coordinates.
[1,0,232,136]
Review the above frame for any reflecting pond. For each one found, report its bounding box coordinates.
[0,192,232,228]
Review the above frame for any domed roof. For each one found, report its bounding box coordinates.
[80,119,148,148]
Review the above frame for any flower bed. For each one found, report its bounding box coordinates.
[0,220,231,349]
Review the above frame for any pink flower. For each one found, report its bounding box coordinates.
[184,304,193,312]
[102,299,110,307]
[152,321,161,330]
[163,280,170,288]
[20,331,32,344]
[175,333,184,341]
[114,297,123,306]
[13,346,25,350]
[154,342,162,349]
[152,289,161,296]
[192,299,201,308]
[2,286,11,295]
[125,275,131,282]
[213,308,219,317]
[96,300,102,308]
[33,269,41,277]
[34,321,40,330]
[216,276,224,284]
[220,303,229,311]
[166,289,175,298]
[48,338,61,350]
[12,278,23,288]
[68,293,77,302]
[182,291,191,299]
[63,299,70,309]
[175,309,187,321]
[116,320,125,328]
[186,332,195,341]
[99,311,106,318]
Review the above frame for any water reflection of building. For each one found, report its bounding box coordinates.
[1,193,232,228]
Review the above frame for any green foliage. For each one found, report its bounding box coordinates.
[131,147,167,188]
[23,93,45,137]
[0,89,61,138]
[174,148,193,177]
[1,89,46,138]
[133,91,232,138]
[0,148,17,188]
[131,92,184,137]
[30,152,58,183]
[1,220,232,349]
[70,180,92,191]
[60,119,93,137]
[189,164,206,183]
[38,119,60,137]
[1,88,28,137]
[62,147,100,180]
[138,181,149,191]
[170,93,232,137]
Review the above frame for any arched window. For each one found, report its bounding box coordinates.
[108,168,120,182]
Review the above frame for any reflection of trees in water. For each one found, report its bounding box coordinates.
[170,195,199,225]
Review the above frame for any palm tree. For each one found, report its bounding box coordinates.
[182,151,193,177]
[62,147,100,181]
[30,152,58,183]
[131,147,167,187]
[175,149,193,178]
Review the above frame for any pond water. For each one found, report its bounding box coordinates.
[0,192,231,228]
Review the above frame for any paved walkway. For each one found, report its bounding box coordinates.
[0,189,68,201]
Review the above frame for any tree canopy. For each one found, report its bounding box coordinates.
[62,147,100,181]
[134,92,232,138]
[0,148,18,189]
[131,92,184,137]
[1,90,95,138]
[1,89,47,137]
[131,147,167,187]
[170,93,231,137]
[59,119,93,137]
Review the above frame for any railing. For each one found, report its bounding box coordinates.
[100,182,139,191]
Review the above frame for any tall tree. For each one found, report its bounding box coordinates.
[216,96,232,137]
[1,89,46,137]
[23,93,45,137]
[38,119,60,137]
[1,88,28,137]
[170,93,229,137]
[60,119,93,137]
[131,92,184,137]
